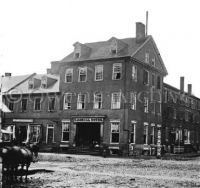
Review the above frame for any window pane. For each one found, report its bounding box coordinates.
[95,65,103,81]
[112,64,122,80]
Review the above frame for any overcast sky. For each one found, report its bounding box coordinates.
[0,0,200,96]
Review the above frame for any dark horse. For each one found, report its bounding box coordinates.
[0,142,39,183]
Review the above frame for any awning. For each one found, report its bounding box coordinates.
[1,129,13,134]
[0,100,11,113]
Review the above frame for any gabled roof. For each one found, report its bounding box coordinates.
[7,74,60,94]
[61,37,149,62]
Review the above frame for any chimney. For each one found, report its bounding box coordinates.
[180,77,184,92]
[5,72,12,77]
[136,22,146,43]
[188,84,192,96]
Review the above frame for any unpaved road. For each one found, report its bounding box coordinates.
[1,154,200,187]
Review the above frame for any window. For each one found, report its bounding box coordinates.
[74,52,80,59]
[111,49,117,54]
[145,53,149,63]
[48,97,55,111]
[151,74,155,86]
[132,65,137,81]
[111,92,121,109]
[151,57,155,66]
[152,102,155,114]
[78,67,87,82]
[21,98,28,111]
[143,70,149,85]
[157,76,161,89]
[77,94,86,109]
[184,129,190,144]
[41,76,47,88]
[62,121,70,142]
[28,79,34,89]
[112,63,122,80]
[28,125,41,143]
[9,100,14,111]
[130,92,137,110]
[64,93,72,110]
[34,98,41,111]
[150,124,155,145]
[185,111,189,121]
[130,121,136,144]
[94,92,102,109]
[173,109,177,119]
[65,68,73,83]
[111,121,120,143]
[157,102,161,115]
[144,97,149,113]
[143,123,148,144]
[95,65,103,81]
[164,89,168,103]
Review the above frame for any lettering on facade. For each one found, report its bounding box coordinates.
[74,117,104,123]
[13,119,33,123]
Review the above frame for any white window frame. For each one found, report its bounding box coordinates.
[144,122,148,145]
[144,97,149,113]
[34,97,41,111]
[61,120,70,142]
[65,68,73,83]
[110,120,120,144]
[130,92,137,110]
[93,92,102,109]
[46,124,54,144]
[112,63,122,80]
[78,67,87,82]
[111,92,121,109]
[130,121,136,144]
[77,93,86,109]
[95,65,103,81]
[132,65,137,81]
[145,52,149,63]
[64,93,72,110]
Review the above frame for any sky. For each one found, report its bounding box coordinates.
[0,0,200,96]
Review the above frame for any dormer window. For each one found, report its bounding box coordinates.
[111,48,117,55]
[151,57,156,67]
[41,76,47,88]
[74,52,80,59]
[145,52,149,63]
[28,79,34,89]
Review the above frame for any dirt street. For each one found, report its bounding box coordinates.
[1,154,200,187]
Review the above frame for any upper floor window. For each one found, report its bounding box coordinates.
[65,68,73,83]
[21,98,28,112]
[48,97,55,111]
[151,74,155,86]
[130,92,137,110]
[157,76,161,89]
[41,76,47,88]
[8,100,14,111]
[62,121,70,142]
[145,53,149,63]
[185,111,189,121]
[94,92,102,109]
[77,94,86,109]
[143,70,149,85]
[173,109,177,119]
[78,67,87,82]
[95,65,103,81]
[34,98,41,111]
[110,121,120,143]
[132,65,137,81]
[111,92,121,109]
[63,93,72,110]
[151,57,156,66]
[130,121,136,144]
[144,97,149,113]
[28,79,34,89]
[112,63,122,80]
[111,48,117,55]
[74,52,80,59]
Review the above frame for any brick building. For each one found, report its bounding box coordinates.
[47,22,168,155]
[162,77,200,153]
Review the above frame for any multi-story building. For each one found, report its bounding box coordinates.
[46,22,168,155]
[1,73,60,150]
[162,77,200,153]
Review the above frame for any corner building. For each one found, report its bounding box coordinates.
[50,22,168,155]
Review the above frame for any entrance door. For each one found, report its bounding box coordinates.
[46,125,54,144]
[17,126,27,143]
[75,123,100,147]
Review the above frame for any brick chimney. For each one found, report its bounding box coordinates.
[180,77,184,93]
[136,22,146,43]
[188,84,192,96]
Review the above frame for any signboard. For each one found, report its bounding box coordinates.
[13,119,33,123]
[74,117,104,123]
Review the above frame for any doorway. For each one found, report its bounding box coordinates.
[46,125,54,144]
[75,123,100,148]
